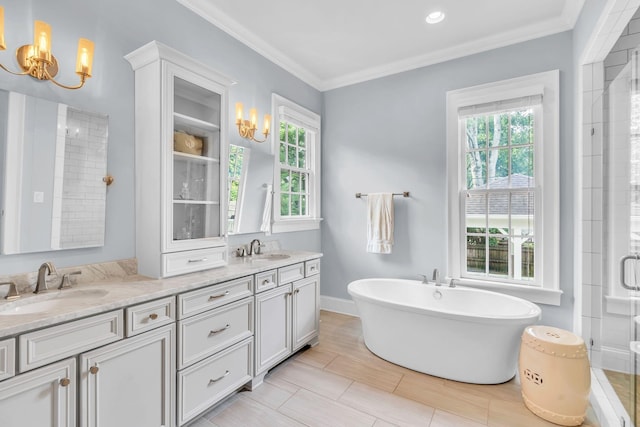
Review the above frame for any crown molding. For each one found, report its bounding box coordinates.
[176,0,324,90]
[177,0,582,92]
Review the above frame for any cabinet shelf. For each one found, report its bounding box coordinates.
[173,151,220,163]
[174,112,220,133]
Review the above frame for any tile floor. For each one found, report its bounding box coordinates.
[188,311,600,427]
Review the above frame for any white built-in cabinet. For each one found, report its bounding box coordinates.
[79,324,175,427]
[125,40,233,278]
[254,260,320,385]
[0,358,76,427]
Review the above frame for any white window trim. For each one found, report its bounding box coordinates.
[271,93,322,233]
[446,70,561,306]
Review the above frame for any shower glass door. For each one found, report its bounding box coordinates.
[597,46,640,426]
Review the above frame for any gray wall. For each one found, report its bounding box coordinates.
[0,0,322,274]
[322,32,575,329]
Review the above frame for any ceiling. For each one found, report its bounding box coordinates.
[176,0,585,91]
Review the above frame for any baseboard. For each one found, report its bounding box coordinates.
[320,295,359,317]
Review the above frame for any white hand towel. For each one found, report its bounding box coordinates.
[366,193,394,254]
[260,184,272,236]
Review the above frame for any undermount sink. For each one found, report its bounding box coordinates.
[251,253,291,262]
[0,288,109,316]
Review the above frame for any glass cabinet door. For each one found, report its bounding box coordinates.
[168,74,226,249]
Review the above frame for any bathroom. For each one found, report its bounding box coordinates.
[0,0,636,425]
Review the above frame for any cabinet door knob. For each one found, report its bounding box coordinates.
[209,291,230,301]
[89,366,99,375]
[60,378,71,387]
[294,289,300,294]
[149,313,158,320]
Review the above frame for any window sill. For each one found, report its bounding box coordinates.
[452,277,563,306]
[271,218,323,233]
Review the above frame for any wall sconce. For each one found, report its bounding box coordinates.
[0,6,94,90]
[235,102,271,143]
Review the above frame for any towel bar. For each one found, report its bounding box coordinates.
[355,192,409,198]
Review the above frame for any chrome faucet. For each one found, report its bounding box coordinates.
[0,281,20,300]
[432,268,441,286]
[248,239,263,256]
[34,262,57,294]
[418,274,429,284]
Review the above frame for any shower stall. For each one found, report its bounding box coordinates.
[589,46,640,426]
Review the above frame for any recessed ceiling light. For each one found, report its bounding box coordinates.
[426,11,445,24]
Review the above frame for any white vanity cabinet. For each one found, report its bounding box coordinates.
[254,259,320,384]
[0,358,76,427]
[79,324,176,427]
[126,40,233,278]
[176,277,254,426]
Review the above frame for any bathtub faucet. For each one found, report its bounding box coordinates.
[432,269,441,286]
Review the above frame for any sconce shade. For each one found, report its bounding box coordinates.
[0,7,5,50]
[75,38,94,77]
[249,108,258,128]
[33,20,51,62]
[235,102,243,123]
[263,114,271,135]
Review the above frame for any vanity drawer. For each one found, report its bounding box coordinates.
[162,247,227,278]
[255,269,277,293]
[126,296,175,337]
[19,310,123,372]
[278,263,305,285]
[0,338,15,381]
[305,259,321,277]
[178,337,253,426]
[177,276,254,319]
[178,296,253,369]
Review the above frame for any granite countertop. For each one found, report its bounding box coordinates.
[0,250,322,338]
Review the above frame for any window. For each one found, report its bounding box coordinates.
[446,70,561,305]
[271,94,322,233]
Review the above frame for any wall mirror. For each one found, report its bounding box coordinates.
[227,143,274,235]
[0,90,109,254]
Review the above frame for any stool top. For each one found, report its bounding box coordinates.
[522,325,587,358]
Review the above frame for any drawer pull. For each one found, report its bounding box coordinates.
[149,313,158,320]
[208,370,230,384]
[188,258,208,263]
[294,289,300,294]
[262,279,271,285]
[208,291,230,301]
[310,266,316,271]
[60,378,71,387]
[89,366,99,375]
[209,324,230,335]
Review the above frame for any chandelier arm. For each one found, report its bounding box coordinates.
[0,62,34,76]
[251,135,267,143]
[46,71,87,90]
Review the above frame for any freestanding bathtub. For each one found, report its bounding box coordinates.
[347,278,541,384]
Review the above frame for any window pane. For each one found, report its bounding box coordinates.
[291,172,300,193]
[279,122,286,142]
[466,193,486,231]
[291,194,300,215]
[287,145,297,167]
[288,124,297,144]
[511,146,534,179]
[280,170,290,192]
[510,110,533,145]
[511,191,535,236]
[488,236,509,276]
[281,194,290,216]
[521,238,535,279]
[466,235,486,273]
[466,151,486,189]
[298,149,306,169]
[488,114,509,147]
[301,195,307,215]
[487,148,509,184]
[488,193,509,235]
[301,173,307,191]
[299,128,306,147]
[279,142,286,164]
[465,117,487,149]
